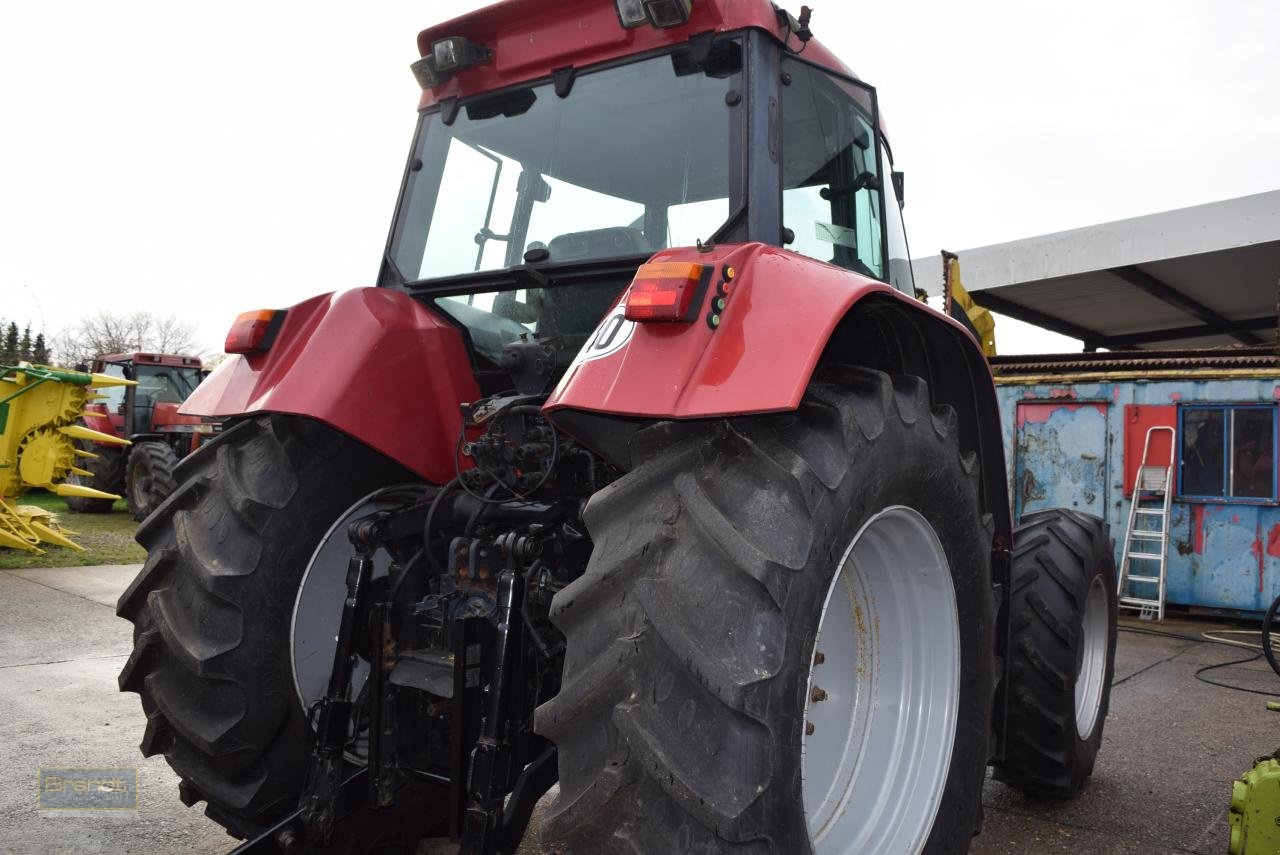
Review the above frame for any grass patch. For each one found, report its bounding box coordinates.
[0,489,144,569]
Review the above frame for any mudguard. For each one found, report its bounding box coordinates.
[182,287,479,484]
[546,242,1012,543]
[548,242,969,417]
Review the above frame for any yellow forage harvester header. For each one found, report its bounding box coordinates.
[942,250,997,358]
[0,362,134,554]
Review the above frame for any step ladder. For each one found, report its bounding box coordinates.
[1118,426,1175,621]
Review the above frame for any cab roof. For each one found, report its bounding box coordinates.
[100,353,203,368]
[415,0,858,109]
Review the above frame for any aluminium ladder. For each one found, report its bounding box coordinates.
[1117,426,1175,621]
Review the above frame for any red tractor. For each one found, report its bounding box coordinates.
[118,3,1118,853]
[66,351,218,519]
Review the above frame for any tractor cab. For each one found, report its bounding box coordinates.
[379,0,915,393]
[70,352,220,520]
[89,352,207,439]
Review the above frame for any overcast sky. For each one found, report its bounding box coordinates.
[3,0,1278,356]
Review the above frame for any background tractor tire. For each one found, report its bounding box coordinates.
[126,440,180,521]
[537,366,999,854]
[117,415,428,844]
[63,440,125,513]
[995,508,1117,798]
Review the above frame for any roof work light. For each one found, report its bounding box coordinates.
[411,36,494,89]
[615,0,693,29]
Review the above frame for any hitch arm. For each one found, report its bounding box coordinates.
[461,568,526,854]
[299,551,375,840]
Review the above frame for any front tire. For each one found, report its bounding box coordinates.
[995,508,1117,798]
[116,416,417,840]
[537,367,998,854]
[126,440,180,521]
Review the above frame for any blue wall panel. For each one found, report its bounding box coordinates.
[997,376,1280,613]
[1013,402,1108,519]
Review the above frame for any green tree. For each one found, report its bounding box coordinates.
[32,333,49,365]
[19,325,32,361]
[2,322,17,364]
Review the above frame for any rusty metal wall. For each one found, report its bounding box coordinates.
[996,375,1280,613]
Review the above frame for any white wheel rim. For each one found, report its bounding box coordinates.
[802,506,961,855]
[1075,575,1108,737]
[290,485,427,758]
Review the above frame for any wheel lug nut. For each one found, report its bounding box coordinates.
[805,721,815,736]
[810,686,828,703]
[813,651,825,665]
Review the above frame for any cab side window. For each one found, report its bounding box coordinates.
[96,363,128,411]
[781,58,884,279]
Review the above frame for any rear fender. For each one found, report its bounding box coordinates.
[546,242,1011,542]
[546,243,854,420]
[183,288,480,484]
[820,290,1013,546]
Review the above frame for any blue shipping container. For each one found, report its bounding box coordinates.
[993,356,1280,614]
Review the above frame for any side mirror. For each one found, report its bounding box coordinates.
[892,171,906,207]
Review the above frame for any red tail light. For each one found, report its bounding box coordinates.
[225,309,284,354]
[624,262,708,323]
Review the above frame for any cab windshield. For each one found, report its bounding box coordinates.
[387,44,741,282]
[134,364,201,404]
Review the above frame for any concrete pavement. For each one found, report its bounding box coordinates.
[975,617,1278,854]
[0,564,229,854]
[0,563,1275,853]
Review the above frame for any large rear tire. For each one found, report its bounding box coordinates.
[117,415,434,845]
[63,439,125,513]
[995,508,1117,798]
[537,366,999,854]
[126,440,180,521]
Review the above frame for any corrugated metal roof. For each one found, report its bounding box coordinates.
[991,346,1280,377]
[912,191,1280,349]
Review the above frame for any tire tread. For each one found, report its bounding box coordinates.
[117,415,407,837]
[538,366,997,854]
[996,509,1116,798]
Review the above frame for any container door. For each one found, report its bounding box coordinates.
[1014,401,1110,521]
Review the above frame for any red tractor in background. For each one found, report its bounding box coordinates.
[66,351,218,519]
[118,3,1119,853]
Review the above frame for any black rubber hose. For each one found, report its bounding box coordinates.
[424,478,461,572]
